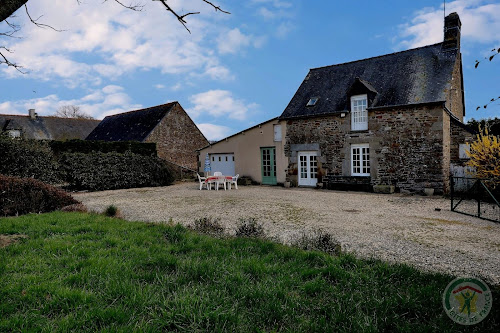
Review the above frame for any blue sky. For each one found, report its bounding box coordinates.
[1,0,499,140]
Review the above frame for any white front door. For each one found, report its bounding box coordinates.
[210,153,235,176]
[298,151,318,187]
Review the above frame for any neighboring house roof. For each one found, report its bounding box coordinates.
[280,43,458,119]
[86,102,176,141]
[197,117,280,151]
[0,114,101,140]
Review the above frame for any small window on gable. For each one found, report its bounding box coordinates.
[274,124,282,142]
[307,97,319,106]
[459,143,470,159]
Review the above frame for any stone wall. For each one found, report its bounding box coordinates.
[146,103,209,170]
[285,104,448,193]
[445,54,465,121]
[450,117,475,165]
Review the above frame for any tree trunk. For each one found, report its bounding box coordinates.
[0,0,28,23]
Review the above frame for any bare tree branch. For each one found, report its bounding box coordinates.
[54,105,94,119]
[0,46,26,73]
[201,0,230,14]
[24,5,64,32]
[108,0,145,11]
[154,0,229,33]
[474,47,500,68]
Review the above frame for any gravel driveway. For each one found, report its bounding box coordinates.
[75,182,500,285]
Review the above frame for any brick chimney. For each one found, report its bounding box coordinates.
[28,109,37,120]
[443,12,461,51]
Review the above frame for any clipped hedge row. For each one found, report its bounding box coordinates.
[60,152,174,191]
[0,175,79,216]
[49,139,157,157]
[0,134,60,184]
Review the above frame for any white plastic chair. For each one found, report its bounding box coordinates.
[216,176,227,191]
[229,174,239,190]
[213,172,222,177]
[197,173,207,190]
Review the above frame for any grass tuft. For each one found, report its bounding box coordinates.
[190,217,225,236]
[103,205,120,218]
[293,229,341,256]
[235,217,265,238]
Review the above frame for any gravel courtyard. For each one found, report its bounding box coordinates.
[75,182,500,285]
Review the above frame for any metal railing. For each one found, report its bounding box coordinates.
[450,176,500,223]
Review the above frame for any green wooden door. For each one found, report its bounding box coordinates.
[261,147,277,185]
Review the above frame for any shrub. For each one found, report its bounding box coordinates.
[104,205,120,218]
[0,175,79,216]
[191,217,224,236]
[293,230,341,256]
[466,127,500,189]
[60,203,88,213]
[60,152,174,191]
[0,134,60,184]
[235,218,265,238]
[49,139,157,157]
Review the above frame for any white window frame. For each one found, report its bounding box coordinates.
[273,124,282,142]
[351,143,370,176]
[459,143,470,159]
[351,94,368,131]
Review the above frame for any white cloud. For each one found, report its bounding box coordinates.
[276,21,294,39]
[196,123,233,141]
[398,0,500,49]
[187,90,259,120]
[0,85,141,119]
[251,0,292,9]
[204,65,235,80]
[216,28,266,55]
[0,0,233,85]
[154,84,166,90]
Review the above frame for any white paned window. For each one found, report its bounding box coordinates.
[351,94,368,131]
[351,144,370,176]
[459,143,470,159]
[274,124,282,142]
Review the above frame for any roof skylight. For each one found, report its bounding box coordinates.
[307,97,319,106]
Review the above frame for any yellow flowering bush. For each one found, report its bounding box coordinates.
[466,127,500,188]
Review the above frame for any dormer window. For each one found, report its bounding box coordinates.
[351,94,368,131]
[306,97,319,106]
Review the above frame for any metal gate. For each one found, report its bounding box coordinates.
[450,176,500,223]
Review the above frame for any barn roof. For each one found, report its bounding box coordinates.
[86,102,176,142]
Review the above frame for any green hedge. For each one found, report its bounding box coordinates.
[49,139,157,157]
[0,175,79,216]
[0,134,60,183]
[60,152,174,191]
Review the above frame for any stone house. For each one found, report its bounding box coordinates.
[280,12,474,194]
[0,109,100,140]
[86,102,208,170]
[198,117,288,184]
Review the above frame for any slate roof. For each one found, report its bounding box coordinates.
[0,114,100,140]
[280,43,458,119]
[86,102,176,142]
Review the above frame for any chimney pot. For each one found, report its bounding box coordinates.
[29,109,37,120]
[443,12,461,51]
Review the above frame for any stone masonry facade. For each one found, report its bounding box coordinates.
[146,103,209,170]
[285,104,451,194]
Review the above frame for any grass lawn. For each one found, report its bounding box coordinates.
[0,212,498,332]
